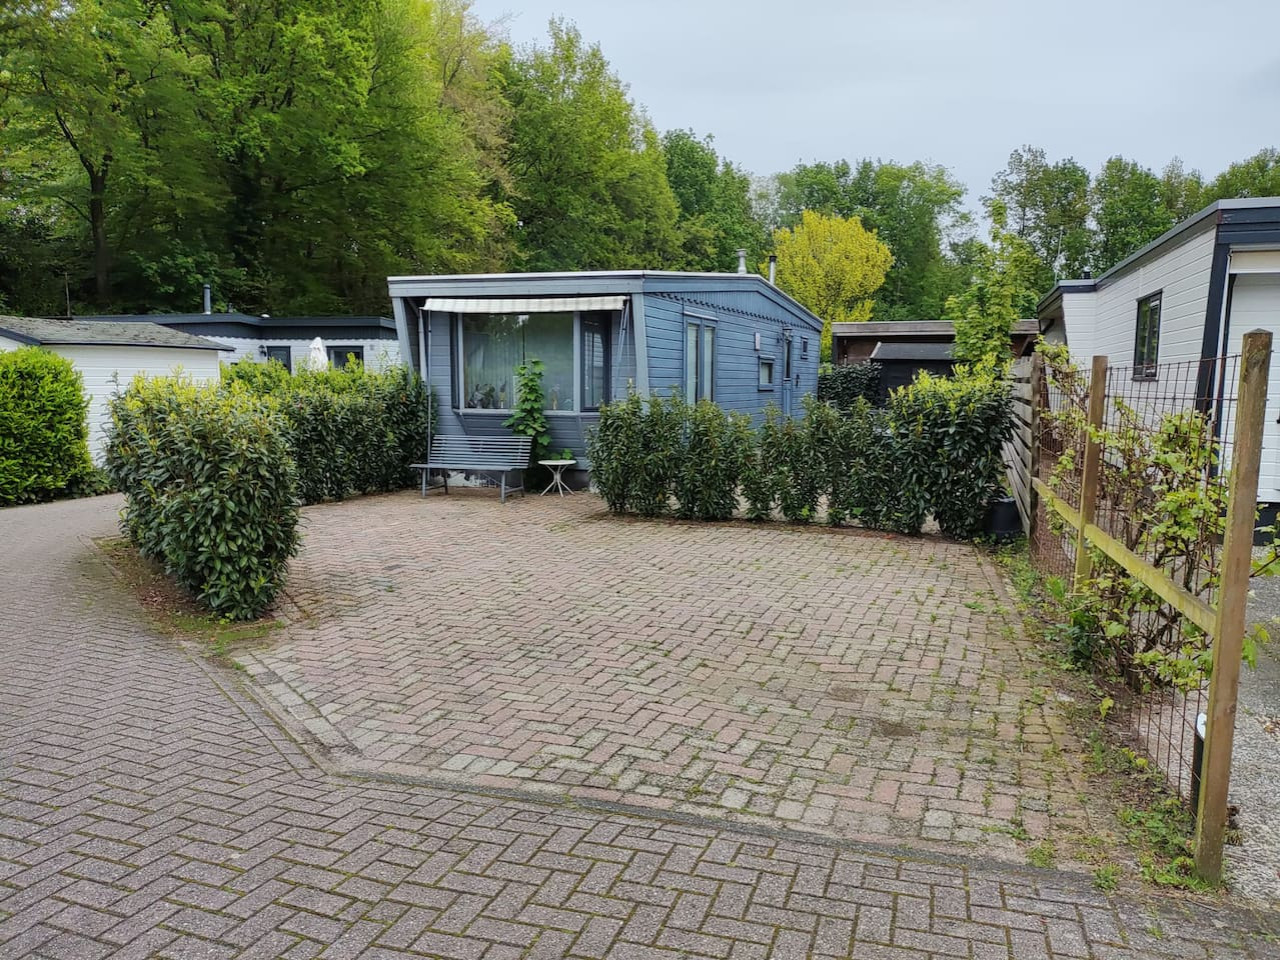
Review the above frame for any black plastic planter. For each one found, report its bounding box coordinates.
[984,495,1022,542]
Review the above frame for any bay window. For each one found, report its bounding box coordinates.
[456,311,616,412]
[460,312,575,411]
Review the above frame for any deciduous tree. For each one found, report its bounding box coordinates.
[768,210,893,361]
[501,20,680,272]
[945,201,1041,368]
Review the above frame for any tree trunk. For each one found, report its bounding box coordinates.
[89,167,109,303]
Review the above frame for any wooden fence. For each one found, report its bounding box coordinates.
[1004,333,1273,883]
[1003,356,1034,531]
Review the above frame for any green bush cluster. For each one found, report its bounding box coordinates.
[104,376,300,620]
[224,359,433,504]
[889,365,1013,539]
[587,391,751,521]
[589,369,1011,540]
[817,361,882,410]
[0,346,94,505]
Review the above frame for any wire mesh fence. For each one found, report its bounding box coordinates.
[1031,351,1243,806]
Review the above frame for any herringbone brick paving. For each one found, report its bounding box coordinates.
[243,492,1085,860]
[2,494,1277,959]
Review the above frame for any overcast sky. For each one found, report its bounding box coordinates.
[470,0,1280,207]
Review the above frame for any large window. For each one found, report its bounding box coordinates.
[685,320,715,403]
[459,312,575,411]
[1134,292,1161,379]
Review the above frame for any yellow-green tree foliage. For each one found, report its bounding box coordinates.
[767,210,893,361]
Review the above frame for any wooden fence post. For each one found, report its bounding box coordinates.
[1195,329,1273,882]
[1028,353,1044,546]
[1073,356,1108,590]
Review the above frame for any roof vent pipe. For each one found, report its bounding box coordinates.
[768,254,777,285]
[736,249,747,274]
[202,283,212,314]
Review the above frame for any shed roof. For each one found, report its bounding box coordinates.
[0,316,227,351]
[833,319,1039,339]
[871,341,955,361]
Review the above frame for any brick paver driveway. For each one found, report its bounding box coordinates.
[246,492,1084,863]
[3,494,1277,959]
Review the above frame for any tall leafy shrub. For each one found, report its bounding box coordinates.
[772,398,825,523]
[104,377,299,620]
[818,361,882,410]
[674,401,751,521]
[888,365,1012,539]
[504,359,551,465]
[631,392,686,517]
[741,405,783,520]
[587,391,643,513]
[0,346,93,504]
[224,359,432,503]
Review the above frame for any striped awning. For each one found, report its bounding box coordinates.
[423,296,628,313]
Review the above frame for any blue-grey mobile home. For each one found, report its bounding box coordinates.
[386,270,824,471]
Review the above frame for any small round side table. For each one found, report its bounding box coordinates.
[538,459,576,497]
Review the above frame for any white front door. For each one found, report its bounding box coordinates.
[1222,272,1280,499]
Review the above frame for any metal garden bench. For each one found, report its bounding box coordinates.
[411,435,532,503]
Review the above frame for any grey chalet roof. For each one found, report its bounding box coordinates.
[1038,196,1280,311]
[871,341,955,362]
[387,270,826,334]
[0,316,227,351]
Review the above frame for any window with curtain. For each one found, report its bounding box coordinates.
[1133,293,1161,379]
[459,312,575,410]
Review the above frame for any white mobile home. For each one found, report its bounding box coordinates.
[0,316,227,460]
[79,313,403,373]
[1038,198,1280,506]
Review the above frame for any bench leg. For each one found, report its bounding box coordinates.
[500,472,507,504]
[420,468,427,497]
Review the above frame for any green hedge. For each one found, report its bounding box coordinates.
[104,377,299,620]
[588,369,1011,540]
[0,346,94,505]
[889,366,1013,539]
[818,361,882,410]
[223,359,433,504]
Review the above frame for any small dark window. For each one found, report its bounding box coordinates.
[801,337,810,358]
[758,357,775,390]
[265,345,292,372]
[328,345,364,369]
[1133,294,1161,379]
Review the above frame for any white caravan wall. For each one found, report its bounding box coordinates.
[54,345,222,461]
[1089,224,1217,371]
[211,337,402,371]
